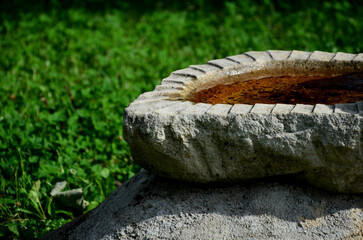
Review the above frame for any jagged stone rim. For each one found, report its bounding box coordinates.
[127,50,363,116]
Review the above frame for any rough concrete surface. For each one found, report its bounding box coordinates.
[43,169,362,240]
[123,50,363,193]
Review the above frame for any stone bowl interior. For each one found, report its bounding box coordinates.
[181,59,363,105]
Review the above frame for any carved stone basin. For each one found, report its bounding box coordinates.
[123,50,363,193]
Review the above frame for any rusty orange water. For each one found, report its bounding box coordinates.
[189,74,363,105]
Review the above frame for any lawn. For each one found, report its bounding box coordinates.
[0,0,362,238]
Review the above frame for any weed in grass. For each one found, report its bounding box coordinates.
[0,0,362,239]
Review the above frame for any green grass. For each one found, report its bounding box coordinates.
[0,0,362,238]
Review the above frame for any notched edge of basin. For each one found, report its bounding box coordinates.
[127,50,363,116]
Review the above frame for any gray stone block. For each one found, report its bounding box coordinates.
[205,104,232,116]
[288,50,312,60]
[332,52,357,61]
[358,101,363,115]
[354,53,363,62]
[172,67,206,79]
[207,58,240,69]
[250,103,275,114]
[334,103,358,114]
[226,54,255,63]
[313,104,334,114]
[267,50,292,60]
[125,100,178,116]
[129,95,169,104]
[189,64,221,74]
[154,84,185,91]
[161,75,194,85]
[229,104,253,114]
[290,104,314,114]
[309,51,335,62]
[244,51,273,61]
[272,103,295,113]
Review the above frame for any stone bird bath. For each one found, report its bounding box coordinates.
[123,50,363,193]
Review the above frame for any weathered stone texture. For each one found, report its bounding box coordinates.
[42,170,363,240]
[124,50,363,193]
[125,103,363,193]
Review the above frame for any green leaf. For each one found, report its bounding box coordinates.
[29,156,39,164]
[17,208,38,215]
[6,222,19,236]
[85,201,99,213]
[47,197,53,216]
[100,168,110,179]
[28,180,46,220]
[28,190,41,213]
[55,210,73,218]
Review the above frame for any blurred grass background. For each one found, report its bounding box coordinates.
[0,0,362,238]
